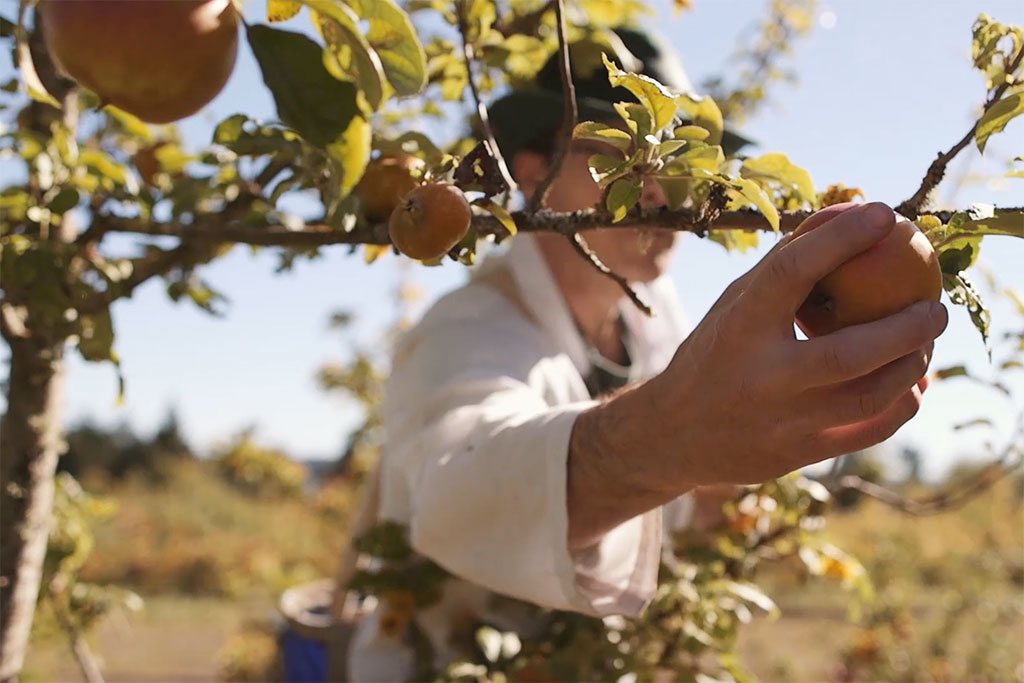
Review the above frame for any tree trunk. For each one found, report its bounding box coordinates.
[0,328,66,682]
[1,20,78,678]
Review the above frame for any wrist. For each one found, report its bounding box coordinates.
[567,379,690,550]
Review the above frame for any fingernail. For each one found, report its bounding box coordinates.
[929,301,948,331]
[862,202,894,231]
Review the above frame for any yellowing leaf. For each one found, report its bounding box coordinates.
[602,53,677,133]
[573,122,633,153]
[364,244,390,264]
[740,152,816,205]
[675,93,723,146]
[267,0,302,22]
[708,229,760,253]
[975,91,1024,153]
[344,0,428,97]
[819,183,863,207]
[308,2,388,111]
[729,176,780,231]
[473,198,517,237]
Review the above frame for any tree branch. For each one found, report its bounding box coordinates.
[90,206,1024,249]
[528,0,576,214]
[832,415,1023,516]
[896,45,1024,219]
[75,240,212,317]
[457,0,518,204]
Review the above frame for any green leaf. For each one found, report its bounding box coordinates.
[673,125,710,142]
[572,122,633,153]
[77,310,117,363]
[104,107,155,143]
[976,91,1024,153]
[613,101,653,142]
[587,150,641,187]
[933,364,968,380]
[353,520,413,561]
[601,53,677,133]
[943,272,991,352]
[740,152,816,205]
[46,188,80,214]
[76,308,125,403]
[342,0,427,97]
[655,176,691,211]
[213,114,248,145]
[656,139,688,156]
[955,209,1024,238]
[246,24,371,195]
[670,144,725,172]
[938,237,982,274]
[675,93,724,146]
[247,24,368,146]
[606,178,642,222]
[307,1,387,111]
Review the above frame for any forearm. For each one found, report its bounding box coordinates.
[566,377,692,551]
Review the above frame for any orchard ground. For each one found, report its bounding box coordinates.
[20,456,1024,683]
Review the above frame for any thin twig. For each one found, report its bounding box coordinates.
[568,232,651,315]
[832,415,1023,516]
[835,463,1019,515]
[896,46,1024,219]
[75,241,208,317]
[528,0,576,214]
[253,157,288,191]
[456,0,518,205]
[48,587,105,683]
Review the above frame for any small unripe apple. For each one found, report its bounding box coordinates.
[388,183,471,261]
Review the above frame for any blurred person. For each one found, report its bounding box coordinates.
[341,26,947,682]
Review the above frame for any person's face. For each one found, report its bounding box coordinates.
[512,133,678,283]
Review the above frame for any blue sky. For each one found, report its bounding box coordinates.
[2,0,1022,479]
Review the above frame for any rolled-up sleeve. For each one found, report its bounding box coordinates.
[379,305,662,617]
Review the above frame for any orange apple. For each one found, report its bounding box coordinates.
[39,0,239,124]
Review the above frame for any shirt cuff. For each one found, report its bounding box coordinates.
[546,408,662,618]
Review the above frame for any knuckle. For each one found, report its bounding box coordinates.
[766,249,800,285]
[822,344,849,377]
[856,390,879,419]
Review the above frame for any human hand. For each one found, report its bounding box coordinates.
[643,202,947,488]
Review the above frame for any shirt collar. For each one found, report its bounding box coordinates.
[503,234,593,376]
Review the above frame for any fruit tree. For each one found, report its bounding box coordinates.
[1,0,1023,680]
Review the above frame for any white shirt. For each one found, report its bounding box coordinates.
[348,234,696,681]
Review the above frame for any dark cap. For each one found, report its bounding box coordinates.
[488,26,752,161]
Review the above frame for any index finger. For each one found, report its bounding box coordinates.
[752,202,896,322]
